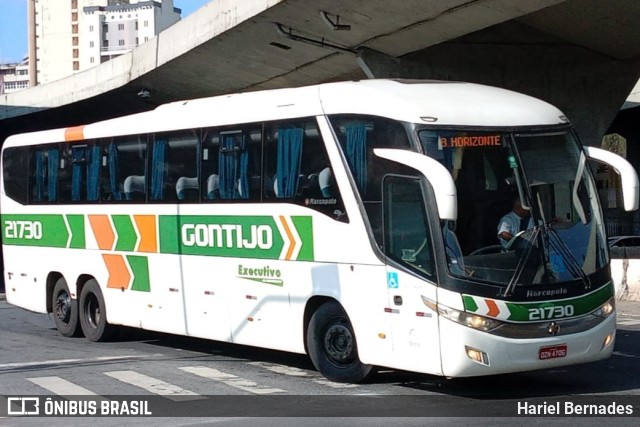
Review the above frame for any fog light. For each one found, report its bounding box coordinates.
[465,345,490,366]
[602,333,614,350]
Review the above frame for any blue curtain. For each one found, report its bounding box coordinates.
[151,139,167,200]
[108,142,122,200]
[47,148,59,202]
[34,150,45,202]
[71,146,85,201]
[219,136,236,199]
[218,135,249,200]
[196,135,202,190]
[239,144,249,200]
[276,128,304,198]
[345,124,368,193]
[87,145,101,201]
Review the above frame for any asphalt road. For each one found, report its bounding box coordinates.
[0,296,639,426]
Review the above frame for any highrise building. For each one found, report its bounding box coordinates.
[28,0,181,86]
[0,59,31,94]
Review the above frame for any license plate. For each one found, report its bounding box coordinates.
[539,344,567,360]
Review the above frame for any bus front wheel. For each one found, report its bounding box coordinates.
[79,280,114,342]
[306,301,372,383]
[52,278,82,337]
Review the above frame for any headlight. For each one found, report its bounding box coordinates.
[422,296,503,332]
[593,297,615,318]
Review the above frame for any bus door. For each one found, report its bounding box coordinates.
[383,175,442,374]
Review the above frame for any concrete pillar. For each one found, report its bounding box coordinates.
[358,21,640,147]
[28,0,37,86]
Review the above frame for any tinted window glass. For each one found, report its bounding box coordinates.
[201,125,261,202]
[102,136,147,202]
[264,118,347,222]
[384,175,434,277]
[330,115,415,243]
[58,142,101,203]
[30,144,60,203]
[2,147,29,204]
[152,131,200,202]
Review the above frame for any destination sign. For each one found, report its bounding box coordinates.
[439,135,502,148]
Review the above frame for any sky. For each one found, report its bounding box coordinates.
[0,0,211,64]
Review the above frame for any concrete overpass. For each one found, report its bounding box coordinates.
[1,0,640,146]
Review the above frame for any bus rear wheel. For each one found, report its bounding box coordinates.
[52,278,82,337]
[306,300,372,383]
[79,280,114,342]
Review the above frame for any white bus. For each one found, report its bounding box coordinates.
[1,80,638,383]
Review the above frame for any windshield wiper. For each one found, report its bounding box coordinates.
[502,226,541,297]
[546,226,591,290]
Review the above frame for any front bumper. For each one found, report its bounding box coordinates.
[439,312,616,377]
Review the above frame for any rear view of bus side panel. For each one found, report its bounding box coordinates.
[1,144,46,313]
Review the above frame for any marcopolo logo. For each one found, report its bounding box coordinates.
[238,264,283,286]
[159,215,314,261]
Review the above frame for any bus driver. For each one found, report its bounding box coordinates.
[497,197,534,248]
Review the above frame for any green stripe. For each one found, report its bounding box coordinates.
[463,295,478,313]
[504,283,613,321]
[127,255,150,292]
[66,215,85,249]
[1,214,69,247]
[239,276,284,286]
[4,213,316,263]
[463,282,613,322]
[159,215,308,261]
[112,215,137,252]
[291,216,314,261]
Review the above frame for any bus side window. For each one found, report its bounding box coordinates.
[58,142,101,203]
[201,125,261,202]
[2,146,29,204]
[383,176,435,277]
[30,144,60,203]
[263,118,348,222]
[151,131,200,202]
[328,115,412,201]
[328,115,414,242]
[102,136,148,202]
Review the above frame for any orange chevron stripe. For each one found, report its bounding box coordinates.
[103,254,131,289]
[134,215,157,253]
[89,215,115,250]
[64,126,85,142]
[279,216,295,261]
[485,299,500,317]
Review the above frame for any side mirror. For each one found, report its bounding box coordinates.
[584,146,639,212]
[373,148,457,220]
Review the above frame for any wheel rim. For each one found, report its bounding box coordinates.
[85,293,101,330]
[323,318,355,366]
[54,290,72,324]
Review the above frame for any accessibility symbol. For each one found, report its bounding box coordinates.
[387,272,399,289]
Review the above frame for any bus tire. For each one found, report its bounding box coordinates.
[79,279,114,342]
[52,278,82,337]
[306,300,372,383]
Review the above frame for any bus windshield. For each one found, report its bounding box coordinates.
[419,129,608,289]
